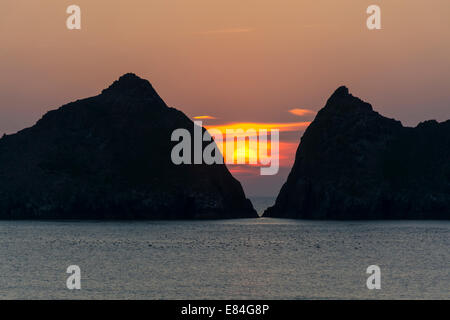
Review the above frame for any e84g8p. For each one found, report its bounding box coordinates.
[225,305,269,315]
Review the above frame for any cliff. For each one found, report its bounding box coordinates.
[264,86,450,219]
[0,73,257,219]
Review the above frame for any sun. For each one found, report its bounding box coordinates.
[233,145,258,164]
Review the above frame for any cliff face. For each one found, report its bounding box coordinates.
[264,86,450,219]
[0,73,257,219]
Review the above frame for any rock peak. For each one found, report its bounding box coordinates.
[331,86,350,98]
[264,87,450,220]
[0,73,257,219]
[118,72,145,82]
[101,73,159,98]
[323,85,373,113]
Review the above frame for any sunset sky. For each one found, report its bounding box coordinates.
[1,1,449,196]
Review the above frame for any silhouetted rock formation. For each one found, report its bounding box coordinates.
[0,73,257,219]
[264,86,450,219]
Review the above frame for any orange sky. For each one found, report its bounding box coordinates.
[204,121,309,166]
[1,1,450,196]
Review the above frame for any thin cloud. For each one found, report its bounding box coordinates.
[205,122,310,136]
[303,24,338,29]
[198,28,254,35]
[193,115,217,120]
[288,108,315,117]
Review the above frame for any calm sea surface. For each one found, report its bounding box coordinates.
[0,197,448,299]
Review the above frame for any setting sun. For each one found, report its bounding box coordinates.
[204,121,307,167]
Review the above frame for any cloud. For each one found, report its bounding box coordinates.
[198,28,254,35]
[193,115,217,120]
[205,121,310,135]
[288,108,315,117]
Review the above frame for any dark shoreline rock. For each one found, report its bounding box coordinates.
[0,73,257,219]
[263,86,450,219]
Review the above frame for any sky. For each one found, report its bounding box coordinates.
[1,1,449,196]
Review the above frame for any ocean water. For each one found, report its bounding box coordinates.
[0,198,449,299]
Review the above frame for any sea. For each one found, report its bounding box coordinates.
[0,197,448,299]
